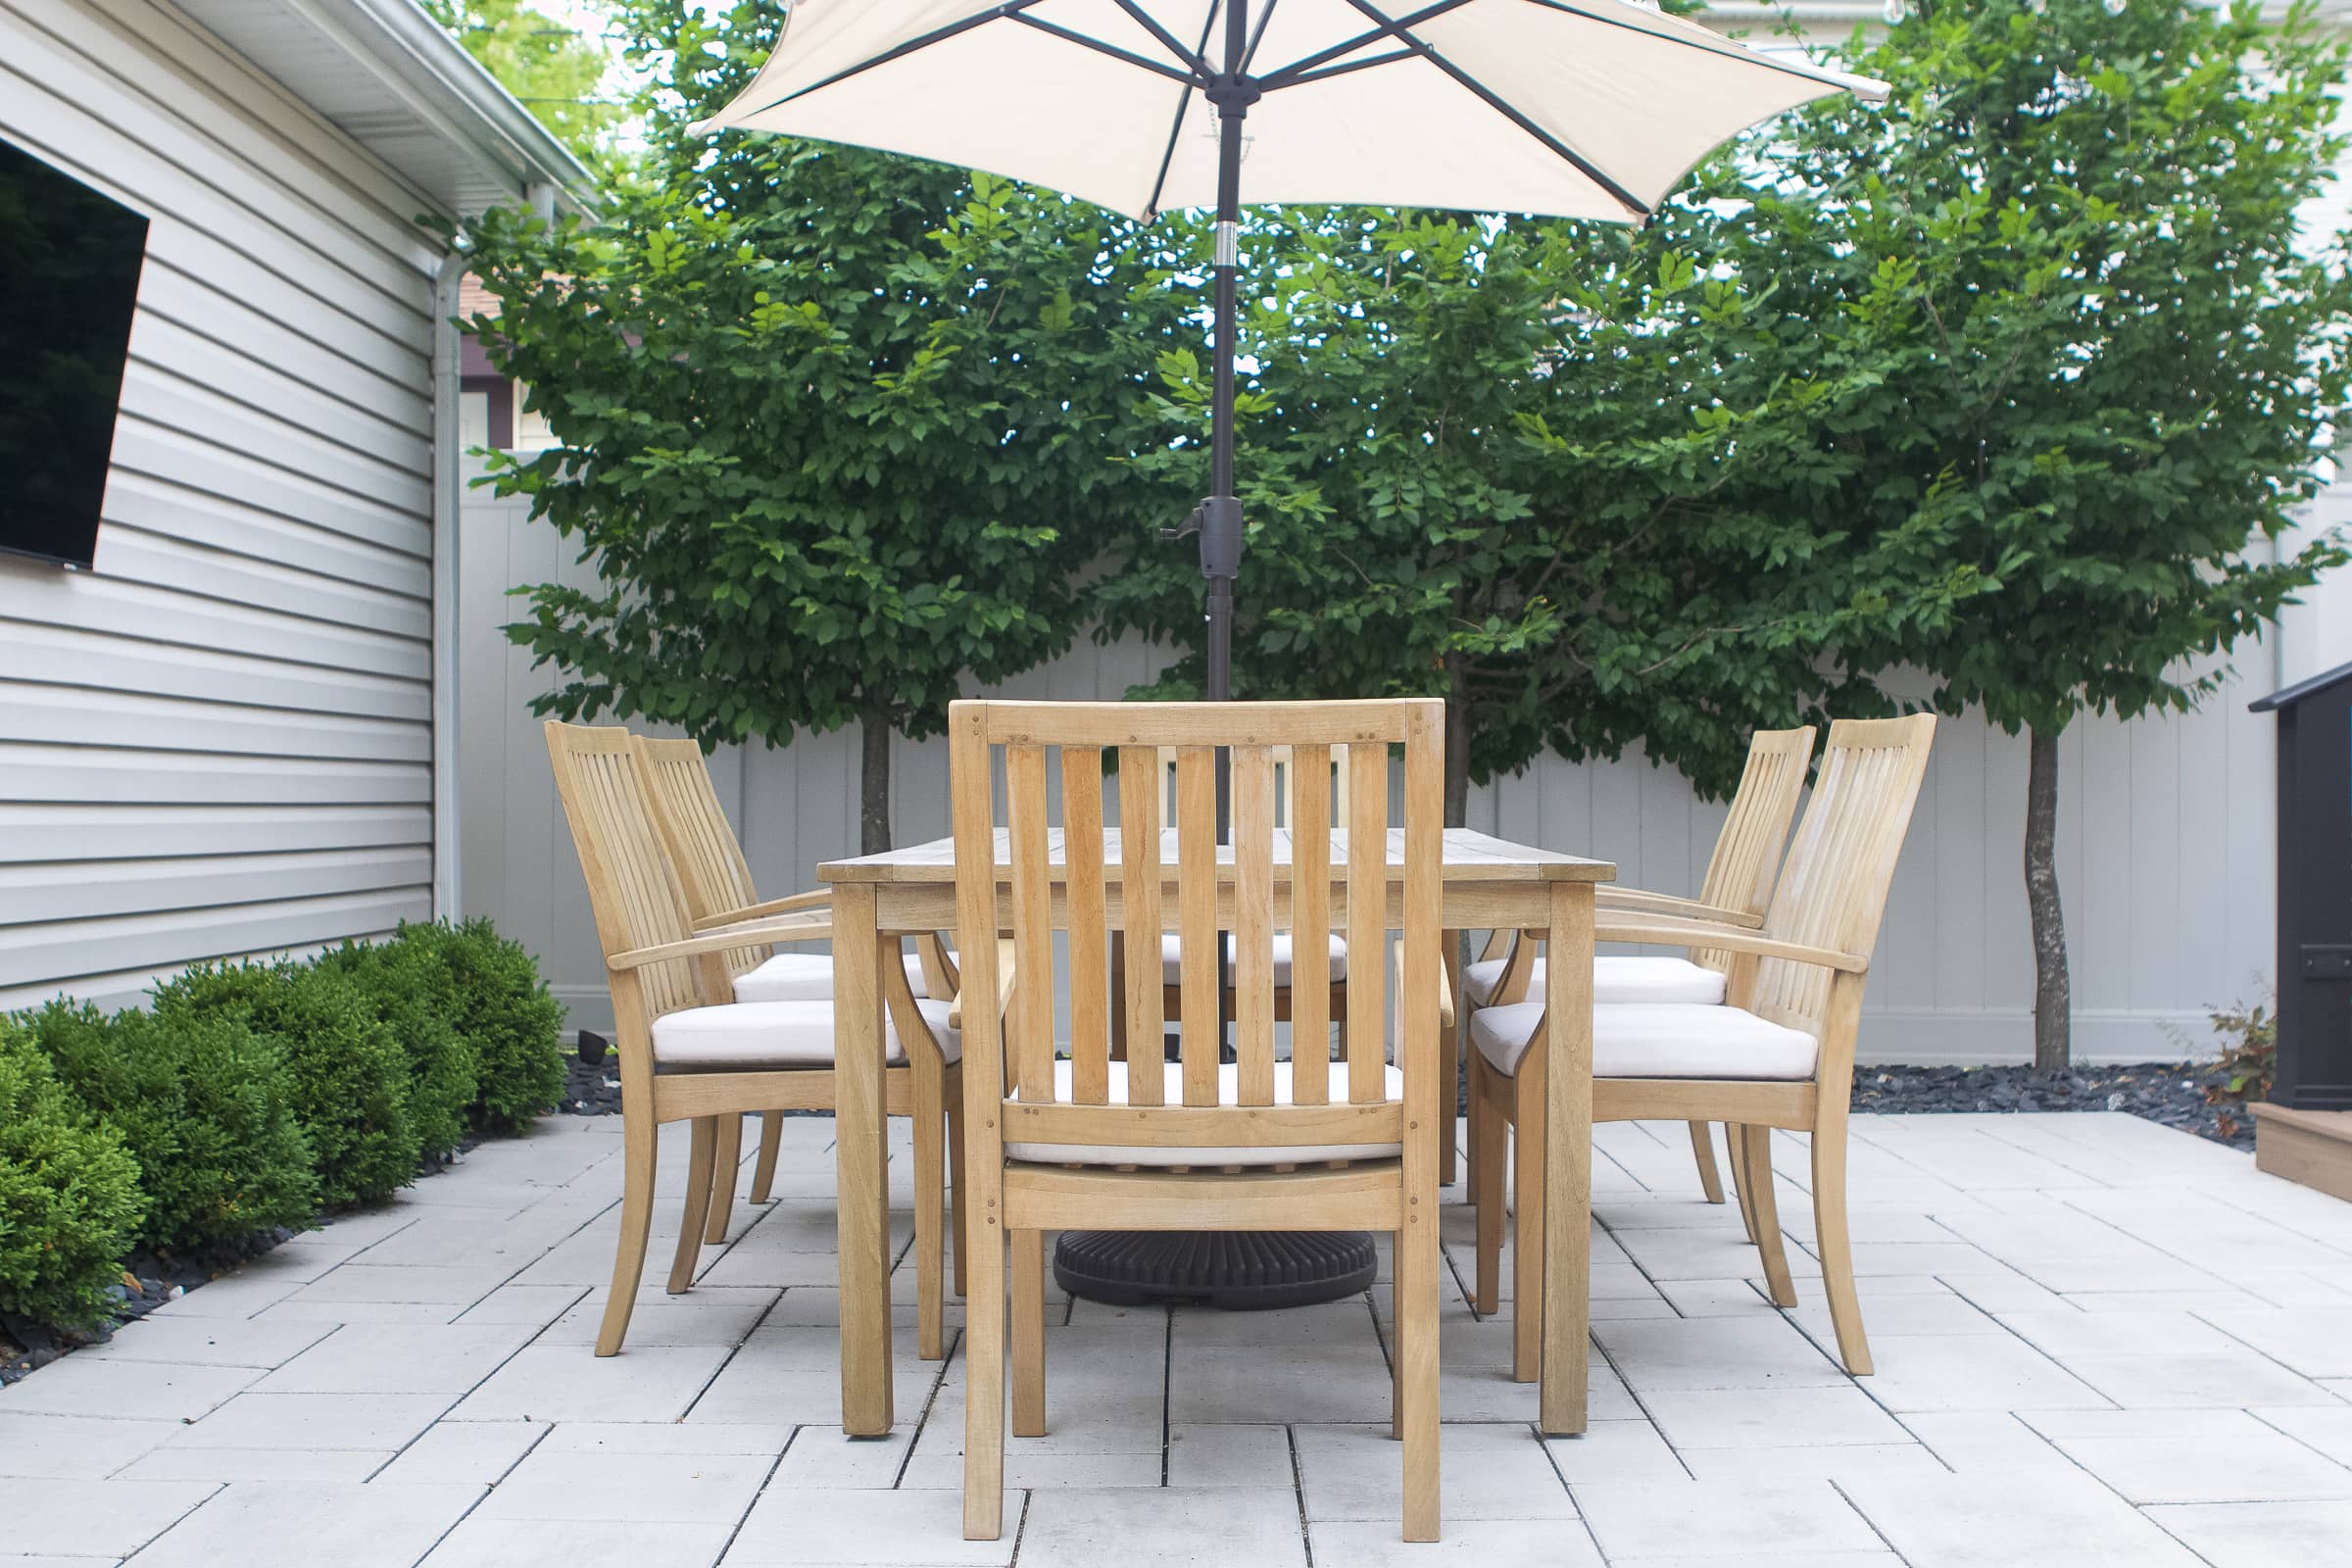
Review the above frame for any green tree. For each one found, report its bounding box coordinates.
[425,0,630,172]
[461,0,1183,852]
[1098,204,1960,816]
[1747,0,2352,1070]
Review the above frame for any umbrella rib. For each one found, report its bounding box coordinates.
[1113,0,1214,75]
[1254,0,1476,89]
[1144,0,1227,219]
[1279,46,1416,88]
[1006,12,1207,84]
[1333,0,1649,216]
[760,0,1051,115]
[1241,0,1282,74]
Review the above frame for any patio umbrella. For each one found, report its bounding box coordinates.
[690,0,1886,700]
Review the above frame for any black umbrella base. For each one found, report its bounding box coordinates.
[1054,1229,1379,1310]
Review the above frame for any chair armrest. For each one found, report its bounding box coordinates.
[948,940,1019,1031]
[691,888,829,930]
[607,916,833,972]
[1593,888,1764,928]
[1594,914,1868,974]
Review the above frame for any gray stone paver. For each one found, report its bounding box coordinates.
[2,1111,2349,1564]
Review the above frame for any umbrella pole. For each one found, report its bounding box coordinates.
[1054,7,1381,1314]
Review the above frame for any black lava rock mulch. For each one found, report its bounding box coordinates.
[1849,1061,2256,1150]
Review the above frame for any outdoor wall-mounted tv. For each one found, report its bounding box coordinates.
[0,136,148,570]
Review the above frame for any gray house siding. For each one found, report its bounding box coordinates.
[0,0,447,1010]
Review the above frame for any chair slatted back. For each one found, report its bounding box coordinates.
[954,700,1444,1158]
[1155,743,1350,836]
[634,736,768,982]
[1749,714,1936,1033]
[1689,725,1816,974]
[544,721,706,1022]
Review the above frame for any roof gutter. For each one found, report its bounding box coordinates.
[276,0,602,219]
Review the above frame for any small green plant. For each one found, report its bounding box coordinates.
[391,920,564,1133]
[318,938,479,1165]
[0,1015,147,1329]
[2202,999,2278,1109]
[29,1001,317,1252]
[156,961,418,1207]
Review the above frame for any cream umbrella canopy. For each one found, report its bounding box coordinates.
[691,0,1886,700]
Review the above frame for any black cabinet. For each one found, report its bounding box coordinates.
[2253,662,2352,1108]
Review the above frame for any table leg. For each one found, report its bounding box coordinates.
[1540,881,1594,1436]
[831,883,893,1436]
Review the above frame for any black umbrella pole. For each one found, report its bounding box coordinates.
[1056,31,1379,1312]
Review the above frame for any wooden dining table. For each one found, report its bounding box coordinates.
[817,826,1614,1438]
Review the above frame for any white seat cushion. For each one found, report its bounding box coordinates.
[652,997,960,1071]
[1470,1002,1816,1082]
[730,950,954,1004]
[1004,1058,1403,1167]
[1461,955,1729,1009]
[1159,933,1347,986]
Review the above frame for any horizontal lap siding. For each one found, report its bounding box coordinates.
[0,0,444,1010]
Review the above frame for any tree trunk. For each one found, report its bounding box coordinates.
[1443,660,1471,829]
[859,701,893,857]
[2026,724,2071,1075]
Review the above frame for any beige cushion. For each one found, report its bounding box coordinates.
[1159,933,1347,986]
[1462,954,1729,1009]
[652,997,960,1071]
[1004,1058,1403,1167]
[1470,1001,1816,1082]
[730,950,953,1004]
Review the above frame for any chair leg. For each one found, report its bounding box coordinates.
[1729,1124,1761,1246]
[948,1091,968,1299]
[1011,1228,1047,1438]
[1738,1126,1797,1307]
[912,1051,947,1362]
[1510,1048,1546,1384]
[1812,1112,1873,1375]
[703,1113,743,1245]
[1396,1204,1442,1541]
[1470,1052,1505,1315]
[749,1111,784,1204]
[595,1114,658,1356]
[668,1115,717,1295]
[963,1213,1006,1540]
[1440,1007,1460,1186]
[1688,1120,1726,1204]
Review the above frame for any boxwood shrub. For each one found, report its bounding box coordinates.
[0,1016,147,1328]
[318,939,477,1165]
[391,920,564,1133]
[30,1001,317,1253]
[156,961,418,1207]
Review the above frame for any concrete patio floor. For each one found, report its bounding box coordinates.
[7,1109,2352,1567]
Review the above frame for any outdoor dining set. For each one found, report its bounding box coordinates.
[543,695,1937,1544]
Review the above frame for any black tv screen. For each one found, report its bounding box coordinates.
[0,137,148,569]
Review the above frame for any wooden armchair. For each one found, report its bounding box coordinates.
[951,700,1446,1542]
[1467,714,1934,1378]
[634,737,959,1282]
[1464,725,1813,1217]
[544,722,960,1358]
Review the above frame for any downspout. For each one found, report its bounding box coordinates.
[430,244,466,922]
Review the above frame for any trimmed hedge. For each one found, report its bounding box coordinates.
[0,1016,147,1329]
[318,938,477,1165]
[1,915,564,1339]
[392,920,564,1134]
[155,961,419,1208]
[30,1001,317,1253]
